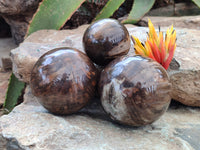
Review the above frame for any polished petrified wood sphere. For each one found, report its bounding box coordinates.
[83,18,130,66]
[30,47,98,115]
[99,55,171,126]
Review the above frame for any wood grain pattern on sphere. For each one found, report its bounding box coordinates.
[30,47,98,115]
[83,18,130,66]
[99,55,171,126]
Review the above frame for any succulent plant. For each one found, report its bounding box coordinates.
[131,19,176,70]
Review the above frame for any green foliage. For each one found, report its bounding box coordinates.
[4,73,25,113]
[94,0,125,21]
[192,0,200,7]
[26,0,200,36]
[26,0,157,36]
[122,0,155,24]
[26,0,86,36]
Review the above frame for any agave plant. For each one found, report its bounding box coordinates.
[131,19,176,70]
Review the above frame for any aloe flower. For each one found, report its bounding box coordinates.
[131,19,176,70]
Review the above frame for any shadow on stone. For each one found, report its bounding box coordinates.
[175,124,200,150]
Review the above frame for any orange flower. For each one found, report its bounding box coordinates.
[131,19,176,70]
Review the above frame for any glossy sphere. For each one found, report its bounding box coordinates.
[83,18,130,66]
[30,47,98,115]
[99,55,171,126]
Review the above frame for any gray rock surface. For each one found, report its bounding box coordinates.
[1,86,200,150]
[0,0,41,44]
[147,3,200,17]
[0,71,11,108]
[142,15,200,30]
[0,0,41,15]
[10,24,200,106]
[0,38,17,70]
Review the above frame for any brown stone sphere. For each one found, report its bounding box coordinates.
[30,47,98,115]
[99,55,171,126]
[83,18,130,66]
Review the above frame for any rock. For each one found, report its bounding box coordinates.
[142,15,200,30]
[0,70,11,108]
[0,38,17,70]
[0,68,11,117]
[2,15,32,44]
[0,0,41,44]
[11,24,200,106]
[167,28,200,107]
[0,0,41,15]
[175,124,200,150]
[147,3,200,16]
[0,86,200,150]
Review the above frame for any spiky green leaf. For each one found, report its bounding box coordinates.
[4,73,25,113]
[192,0,200,8]
[26,0,85,36]
[122,0,155,24]
[94,0,125,21]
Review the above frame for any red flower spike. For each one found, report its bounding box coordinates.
[131,19,176,70]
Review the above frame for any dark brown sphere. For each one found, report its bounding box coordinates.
[83,18,130,66]
[99,55,171,126]
[30,47,98,115]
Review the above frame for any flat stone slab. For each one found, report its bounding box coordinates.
[10,24,200,106]
[1,86,200,150]
[142,15,200,30]
[147,3,200,17]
